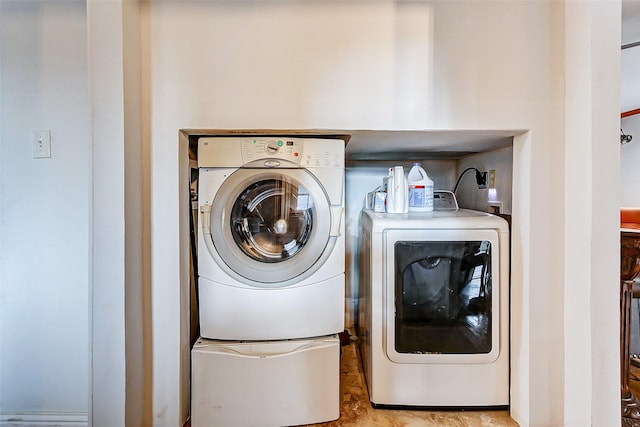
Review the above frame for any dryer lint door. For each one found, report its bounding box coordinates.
[201,168,336,287]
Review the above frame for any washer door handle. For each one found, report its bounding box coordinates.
[330,206,343,237]
[200,204,212,234]
[199,204,218,260]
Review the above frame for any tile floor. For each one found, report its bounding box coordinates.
[308,339,519,427]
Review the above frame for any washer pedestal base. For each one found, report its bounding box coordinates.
[191,335,340,427]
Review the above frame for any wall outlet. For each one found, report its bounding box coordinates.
[32,129,51,158]
[488,169,496,188]
[488,201,502,214]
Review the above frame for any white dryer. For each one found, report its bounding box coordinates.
[358,208,510,407]
[197,136,345,341]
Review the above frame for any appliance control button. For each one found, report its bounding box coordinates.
[265,141,279,154]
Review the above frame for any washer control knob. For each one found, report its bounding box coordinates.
[265,141,279,155]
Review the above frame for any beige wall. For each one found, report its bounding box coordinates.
[142,1,620,426]
[0,1,622,426]
[0,1,90,423]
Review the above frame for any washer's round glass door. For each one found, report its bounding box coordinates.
[230,178,312,262]
[208,168,333,285]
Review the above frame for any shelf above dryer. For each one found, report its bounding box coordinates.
[344,129,522,162]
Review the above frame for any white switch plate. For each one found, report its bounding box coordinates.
[488,169,496,188]
[32,129,51,158]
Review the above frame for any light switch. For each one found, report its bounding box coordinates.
[32,129,51,159]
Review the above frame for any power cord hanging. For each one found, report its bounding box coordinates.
[452,167,488,194]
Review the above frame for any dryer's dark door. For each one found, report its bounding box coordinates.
[394,240,492,354]
[384,228,501,364]
[207,168,335,286]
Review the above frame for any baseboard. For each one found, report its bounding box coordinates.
[0,412,88,427]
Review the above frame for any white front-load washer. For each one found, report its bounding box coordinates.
[197,136,345,340]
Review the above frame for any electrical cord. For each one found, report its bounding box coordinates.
[452,167,487,193]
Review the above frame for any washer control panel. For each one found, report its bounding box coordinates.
[242,138,303,165]
[240,138,343,168]
[198,136,344,168]
[300,141,343,169]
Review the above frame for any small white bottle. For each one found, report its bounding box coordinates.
[408,162,434,212]
[389,166,408,213]
[386,166,407,213]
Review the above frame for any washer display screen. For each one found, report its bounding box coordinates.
[230,178,314,263]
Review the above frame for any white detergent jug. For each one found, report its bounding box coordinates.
[408,163,434,212]
[387,166,408,214]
